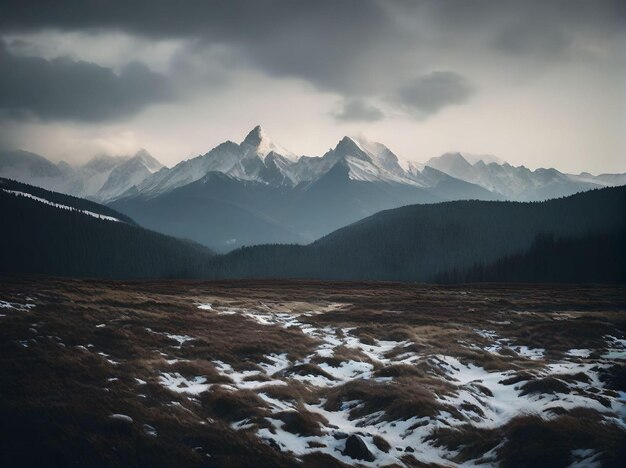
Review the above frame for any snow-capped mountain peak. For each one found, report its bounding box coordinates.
[334,136,372,162]
[316,135,421,186]
[132,149,164,173]
[241,125,297,162]
[460,152,505,166]
[350,134,406,177]
[5,127,621,206]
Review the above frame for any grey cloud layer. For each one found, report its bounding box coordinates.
[0,0,623,124]
[2,1,622,95]
[392,72,474,117]
[333,99,384,122]
[0,43,171,121]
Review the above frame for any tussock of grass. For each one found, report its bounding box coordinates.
[498,372,535,386]
[167,360,233,384]
[281,363,336,381]
[256,382,316,404]
[373,364,425,378]
[430,409,626,467]
[372,434,391,453]
[276,406,328,436]
[323,378,452,421]
[599,363,626,392]
[519,377,570,396]
[200,387,269,422]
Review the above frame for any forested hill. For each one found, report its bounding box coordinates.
[434,230,626,284]
[0,178,135,224]
[3,178,624,282]
[1,179,215,278]
[207,186,626,282]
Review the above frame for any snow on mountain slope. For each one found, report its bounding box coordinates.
[291,136,423,186]
[241,125,297,162]
[96,150,164,201]
[351,134,407,177]
[77,155,131,197]
[425,153,607,200]
[569,172,626,187]
[425,152,476,180]
[2,188,122,222]
[460,152,505,165]
[4,127,623,205]
[132,126,299,197]
[0,150,75,194]
[119,128,615,203]
[0,150,165,202]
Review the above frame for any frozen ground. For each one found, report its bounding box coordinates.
[0,278,624,467]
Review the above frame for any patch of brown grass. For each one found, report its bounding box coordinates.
[199,387,269,423]
[371,434,391,453]
[276,406,328,436]
[323,378,454,422]
[519,377,570,396]
[281,363,336,381]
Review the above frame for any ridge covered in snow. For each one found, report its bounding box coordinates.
[0,149,164,202]
[2,127,625,204]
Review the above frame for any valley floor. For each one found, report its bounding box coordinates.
[0,278,625,467]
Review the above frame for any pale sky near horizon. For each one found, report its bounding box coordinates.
[0,0,624,174]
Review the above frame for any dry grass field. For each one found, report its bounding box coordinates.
[1,277,625,467]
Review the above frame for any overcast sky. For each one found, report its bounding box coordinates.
[0,0,624,174]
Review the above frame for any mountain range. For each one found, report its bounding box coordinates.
[2,125,625,251]
[0,148,163,202]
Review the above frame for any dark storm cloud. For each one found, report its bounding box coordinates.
[411,0,625,40]
[494,22,570,60]
[332,99,384,122]
[0,0,622,120]
[391,72,474,117]
[0,0,401,94]
[0,0,622,93]
[0,1,403,97]
[0,42,171,121]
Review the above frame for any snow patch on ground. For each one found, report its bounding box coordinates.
[0,299,36,310]
[566,349,592,358]
[475,328,544,360]
[187,300,626,467]
[160,372,211,395]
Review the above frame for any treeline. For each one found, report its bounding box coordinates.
[434,231,626,284]
[0,189,214,279]
[0,178,135,223]
[206,186,626,283]
[2,180,625,284]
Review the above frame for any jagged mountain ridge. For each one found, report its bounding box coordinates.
[425,152,624,201]
[3,126,622,204]
[122,126,624,202]
[3,125,624,251]
[0,149,163,202]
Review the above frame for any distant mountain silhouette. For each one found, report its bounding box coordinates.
[205,186,626,282]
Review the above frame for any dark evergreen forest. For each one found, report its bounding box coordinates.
[0,180,214,278]
[2,177,624,283]
[207,186,626,282]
